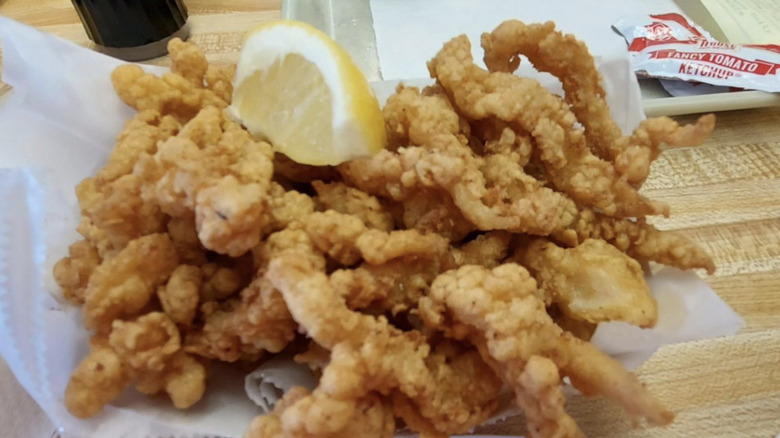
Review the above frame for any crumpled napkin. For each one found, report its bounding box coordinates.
[0,14,743,438]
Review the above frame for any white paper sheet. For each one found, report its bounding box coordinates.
[370,0,684,80]
[0,14,744,438]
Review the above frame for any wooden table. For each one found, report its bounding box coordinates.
[1,1,779,437]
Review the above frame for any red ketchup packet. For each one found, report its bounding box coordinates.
[613,13,780,93]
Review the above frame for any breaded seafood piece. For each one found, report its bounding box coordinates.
[83,233,179,332]
[135,106,275,256]
[521,239,658,327]
[421,264,674,437]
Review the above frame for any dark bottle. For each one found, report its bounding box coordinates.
[71,0,190,61]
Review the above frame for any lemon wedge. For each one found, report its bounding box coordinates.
[229,20,386,166]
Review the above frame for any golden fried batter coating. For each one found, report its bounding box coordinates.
[452,231,512,268]
[266,255,502,436]
[516,356,584,438]
[522,239,658,327]
[422,264,674,433]
[168,38,209,87]
[75,216,115,259]
[480,20,715,190]
[160,352,207,409]
[313,180,394,232]
[265,182,316,233]
[244,388,396,438]
[383,84,466,149]
[108,312,181,372]
[158,265,202,326]
[135,106,275,256]
[96,110,180,186]
[66,312,205,416]
[185,274,296,362]
[617,114,715,187]
[186,229,323,361]
[400,189,475,241]
[205,64,237,103]
[341,142,577,235]
[429,34,668,218]
[83,233,179,332]
[64,340,129,419]
[166,216,208,265]
[87,174,168,249]
[303,211,366,266]
[482,20,623,164]
[342,86,579,235]
[200,262,249,302]
[77,169,167,252]
[111,64,227,121]
[555,208,716,274]
[134,351,207,409]
[53,240,101,304]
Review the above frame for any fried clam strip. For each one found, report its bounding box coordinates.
[341,138,575,235]
[428,34,667,218]
[111,39,229,121]
[615,114,715,188]
[420,264,673,438]
[303,210,454,313]
[265,182,316,233]
[168,37,209,87]
[168,36,238,104]
[303,210,450,266]
[96,109,181,187]
[452,231,512,268]
[72,111,179,250]
[480,20,715,188]
[185,229,324,362]
[342,85,576,235]
[400,189,475,242]
[258,255,503,437]
[65,313,206,418]
[482,21,622,160]
[158,264,202,326]
[554,209,716,274]
[83,233,179,333]
[53,239,102,304]
[76,175,168,251]
[245,387,396,438]
[111,63,228,121]
[520,239,658,328]
[74,216,114,259]
[330,254,452,315]
[134,106,275,256]
[313,181,395,232]
[383,84,470,149]
[199,254,255,302]
[307,216,455,314]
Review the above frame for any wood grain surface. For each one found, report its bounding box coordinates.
[1,1,778,437]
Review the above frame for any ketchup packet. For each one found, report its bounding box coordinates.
[613,13,780,93]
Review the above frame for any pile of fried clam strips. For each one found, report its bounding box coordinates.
[52,19,717,438]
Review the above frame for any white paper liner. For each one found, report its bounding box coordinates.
[244,356,318,413]
[0,15,744,438]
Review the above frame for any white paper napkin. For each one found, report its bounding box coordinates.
[0,14,743,438]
